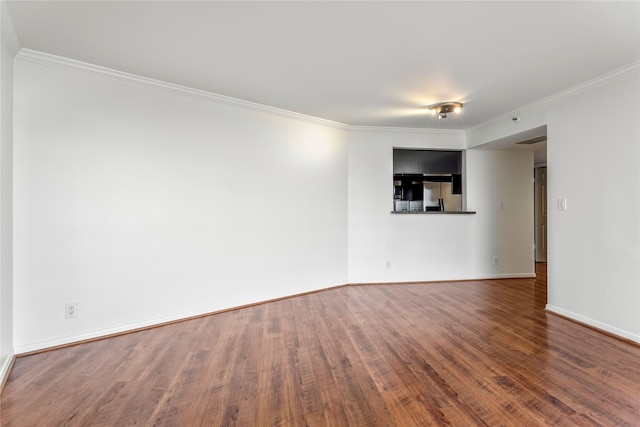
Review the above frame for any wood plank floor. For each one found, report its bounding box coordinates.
[2,264,639,426]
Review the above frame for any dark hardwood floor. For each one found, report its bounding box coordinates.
[2,263,639,426]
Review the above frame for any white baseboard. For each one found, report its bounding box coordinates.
[13,302,259,354]
[479,273,537,279]
[349,272,536,284]
[0,352,15,392]
[13,283,338,354]
[14,275,556,355]
[546,304,640,344]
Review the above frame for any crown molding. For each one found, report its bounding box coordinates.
[15,49,463,135]
[466,60,640,134]
[348,125,464,135]
[1,1,22,56]
[15,49,637,136]
[14,48,350,131]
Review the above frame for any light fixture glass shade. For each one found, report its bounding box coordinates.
[429,102,463,119]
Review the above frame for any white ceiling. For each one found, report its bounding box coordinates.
[474,124,548,164]
[5,1,640,131]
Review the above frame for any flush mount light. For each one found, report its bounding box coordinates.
[430,102,463,119]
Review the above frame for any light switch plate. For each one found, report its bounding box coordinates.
[557,198,567,211]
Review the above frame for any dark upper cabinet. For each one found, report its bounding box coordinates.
[452,174,462,194]
[393,149,461,175]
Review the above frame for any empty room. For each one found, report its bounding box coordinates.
[0,1,638,425]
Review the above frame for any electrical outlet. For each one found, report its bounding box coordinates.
[65,303,78,319]
[385,260,391,269]
[492,256,499,266]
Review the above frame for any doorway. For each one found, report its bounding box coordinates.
[534,166,547,262]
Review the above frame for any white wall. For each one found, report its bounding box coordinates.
[347,127,534,283]
[13,59,348,353]
[467,64,640,342]
[466,149,535,276]
[546,68,640,341]
[0,1,15,381]
[11,53,639,355]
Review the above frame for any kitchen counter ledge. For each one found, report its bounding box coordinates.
[391,211,476,215]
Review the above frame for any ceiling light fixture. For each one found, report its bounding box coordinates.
[430,102,463,119]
